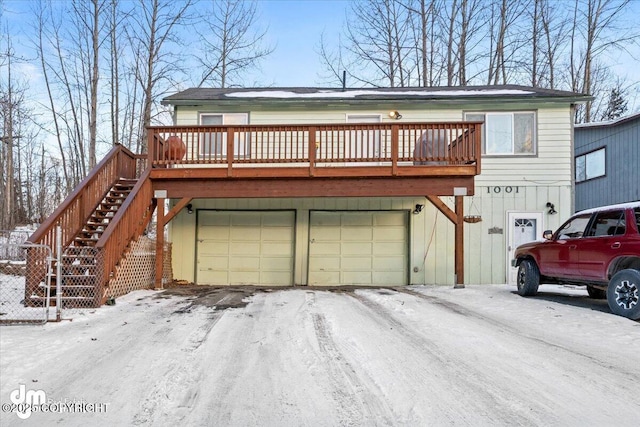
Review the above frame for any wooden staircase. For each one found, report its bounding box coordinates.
[28,178,138,308]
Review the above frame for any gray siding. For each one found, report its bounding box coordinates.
[575,114,640,211]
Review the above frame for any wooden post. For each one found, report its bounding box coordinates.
[155,197,165,289]
[454,195,464,288]
[426,195,465,288]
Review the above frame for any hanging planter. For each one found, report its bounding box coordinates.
[164,135,186,160]
[463,215,482,223]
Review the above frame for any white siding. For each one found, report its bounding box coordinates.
[168,101,576,286]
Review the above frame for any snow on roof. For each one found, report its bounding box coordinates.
[576,201,640,215]
[575,112,640,128]
[225,89,535,99]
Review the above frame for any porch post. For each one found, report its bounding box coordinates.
[155,197,165,289]
[454,195,464,288]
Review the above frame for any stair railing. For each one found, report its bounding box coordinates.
[26,144,141,306]
[95,168,155,304]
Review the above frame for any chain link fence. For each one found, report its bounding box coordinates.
[1,230,173,325]
[0,231,54,324]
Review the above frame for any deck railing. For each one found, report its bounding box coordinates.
[148,122,482,174]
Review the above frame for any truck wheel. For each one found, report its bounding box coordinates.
[587,286,606,299]
[517,260,540,296]
[607,269,640,320]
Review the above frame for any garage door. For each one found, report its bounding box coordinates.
[308,211,408,285]
[196,211,295,285]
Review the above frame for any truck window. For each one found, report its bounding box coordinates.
[585,210,625,237]
[635,208,640,234]
[556,214,591,240]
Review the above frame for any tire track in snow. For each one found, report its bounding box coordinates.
[347,291,545,426]
[311,312,395,426]
[131,308,225,425]
[396,287,640,383]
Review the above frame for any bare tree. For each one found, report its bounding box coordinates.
[196,0,273,88]
[340,0,413,87]
[569,0,636,122]
[125,0,194,153]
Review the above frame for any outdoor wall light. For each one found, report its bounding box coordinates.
[186,204,194,214]
[389,110,402,120]
[413,204,424,214]
[546,202,557,215]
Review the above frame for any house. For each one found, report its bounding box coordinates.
[25,85,590,308]
[161,86,590,288]
[574,112,640,212]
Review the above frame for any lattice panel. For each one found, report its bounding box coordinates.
[105,236,173,299]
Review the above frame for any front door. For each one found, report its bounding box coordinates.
[507,212,544,284]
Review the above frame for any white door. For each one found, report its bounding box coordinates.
[308,211,408,286]
[506,211,544,284]
[196,211,295,285]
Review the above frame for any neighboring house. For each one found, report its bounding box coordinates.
[161,85,590,287]
[574,112,640,212]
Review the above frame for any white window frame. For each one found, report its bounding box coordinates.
[198,113,248,158]
[575,147,605,182]
[465,111,537,156]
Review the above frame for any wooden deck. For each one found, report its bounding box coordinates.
[148,122,482,197]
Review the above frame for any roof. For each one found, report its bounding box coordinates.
[575,111,640,129]
[162,85,592,106]
[576,200,640,215]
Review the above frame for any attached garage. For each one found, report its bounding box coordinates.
[308,211,409,286]
[196,211,295,285]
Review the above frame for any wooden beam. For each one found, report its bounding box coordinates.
[155,198,165,290]
[426,195,458,224]
[153,177,475,198]
[164,197,193,223]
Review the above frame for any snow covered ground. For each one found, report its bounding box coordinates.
[1,284,639,426]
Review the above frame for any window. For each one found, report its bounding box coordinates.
[556,214,591,240]
[465,112,536,155]
[575,148,605,182]
[585,210,625,237]
[199,113,248,158]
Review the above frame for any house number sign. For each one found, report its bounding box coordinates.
[487,186,519,194]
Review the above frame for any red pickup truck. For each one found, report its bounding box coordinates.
[512,202,640,320]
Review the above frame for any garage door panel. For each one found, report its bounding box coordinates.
[374,213,405,226]
[343,271,372,284]
[342,242,372,255]
[342,213,373,226]
[342,228,373,240]
[373,271,405,285]
[310,227,341,241]
[311,242,341,255]
[263,242,293,256]
[309,211,408,286]
[343,257,372,270]
[197,211,294,285]
[200,256,229,269]
[230,241,260,254]
[373,226,407,240]
[229,256,260,270]
[373,242,405,254]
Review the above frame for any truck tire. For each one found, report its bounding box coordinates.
[607,269,640,320]
[587,286,606,299]
[517,260,540,296]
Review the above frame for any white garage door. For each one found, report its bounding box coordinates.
[308,211,408,286]
[196,211,295,285]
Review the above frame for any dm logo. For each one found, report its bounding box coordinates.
[10,384,46,419]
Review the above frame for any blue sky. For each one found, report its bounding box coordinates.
[247,0,350,87]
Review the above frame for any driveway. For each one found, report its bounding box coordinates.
[1,284,639,426]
